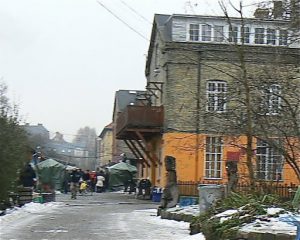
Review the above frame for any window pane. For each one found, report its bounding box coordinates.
[279,30,287,45]
[189,24,199,41]
[205,136,223,178]
[255,28,265,44]
[202,24,212,41]
[267,29,276,45]
[214,25,224,42]
[256,139,283,181]
[229,26,238,43]
[206,81,227,112]
[241,26,250,43]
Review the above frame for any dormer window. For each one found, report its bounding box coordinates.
[255,28,265,44]
[267,29,276,45]
[189,24,199,41]
[229,26,238,43]
[279,30,287,45]
[202,24,212,41]
[184,19,288,46]
[214,25,224,42]
[241,26,250,43]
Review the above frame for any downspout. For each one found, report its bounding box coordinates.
[195,51,202,181]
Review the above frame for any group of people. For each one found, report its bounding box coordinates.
[64,168,109,199]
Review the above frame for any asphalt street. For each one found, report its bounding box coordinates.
[0,192,192,240]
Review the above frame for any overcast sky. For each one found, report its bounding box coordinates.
[0,0,261,141]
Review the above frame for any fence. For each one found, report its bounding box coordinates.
[177,181,299,200]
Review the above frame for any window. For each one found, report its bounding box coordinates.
[241,26,250,44]
[214,25,224,42]
[229,26,238,43]
[267,29,276,45]
[256,139,283,181]
[261,84,281,115]
[189,24,199,41]
[202,24,212,41]
[279,30,287,45]
[205,136,222,178]
[255,28,265,44]
[207,81,227,112]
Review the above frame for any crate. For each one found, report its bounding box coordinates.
[17,187,33,206]
[179,196,198,207]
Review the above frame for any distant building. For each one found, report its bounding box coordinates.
[23,123,90,168]
[98,123,113,167]
[23,123,50,144]
[46,132,89,168]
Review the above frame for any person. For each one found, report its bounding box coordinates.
[89,171,97,192]
[103,168,109,192]
[79,180,88,194]
[62,169,71,194]
[70,168,81,199]
[19,163,36,188]
[82,170,90,182]
[96,173,105,193]
[226,161,238,193]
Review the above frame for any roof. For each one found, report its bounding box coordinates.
[99,122,113,138]
[113,90,146,120]
[23,123,49,137]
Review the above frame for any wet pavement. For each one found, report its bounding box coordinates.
[0,192,192,240]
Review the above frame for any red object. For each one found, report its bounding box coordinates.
[226,151,240,161]
[89,172,97,180]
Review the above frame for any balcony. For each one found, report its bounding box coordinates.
[116,105,164,140]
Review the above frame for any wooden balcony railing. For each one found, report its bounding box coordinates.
[116,105,164,139]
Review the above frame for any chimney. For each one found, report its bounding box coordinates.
[273,0,284,19]
[254,8,270,19]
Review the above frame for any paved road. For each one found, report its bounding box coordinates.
[0,192,192,240]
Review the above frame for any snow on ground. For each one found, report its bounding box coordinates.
[0,202,64,227]
[130,208,205,240]
[165,204,200,216]
[0,202,205,240]
[239,213,298,235]
[166,204,300,237]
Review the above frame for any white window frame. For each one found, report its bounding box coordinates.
[256,139,283,181]
[241,26,250,44]
[229,26,239,43]
[202,24,212,41]
[189,23,199,41]
[267,28,276,45]
[214,25,224,42]
[279,29,288,46]
[206,80,227,113]
[205,136,223,179]
[255,28,265,44]
[262,84,281,115]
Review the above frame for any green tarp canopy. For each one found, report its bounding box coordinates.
[108,162,137,189]
[36,158,65,191]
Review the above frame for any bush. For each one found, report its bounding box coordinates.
[0,82,29,209]
[191,192,293,240]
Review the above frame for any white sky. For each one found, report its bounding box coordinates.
[0,0,262,140]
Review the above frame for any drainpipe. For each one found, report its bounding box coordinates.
[195,50,202,181]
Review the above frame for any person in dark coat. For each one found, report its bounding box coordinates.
[19,163,36,188]
[70,168,81,199]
